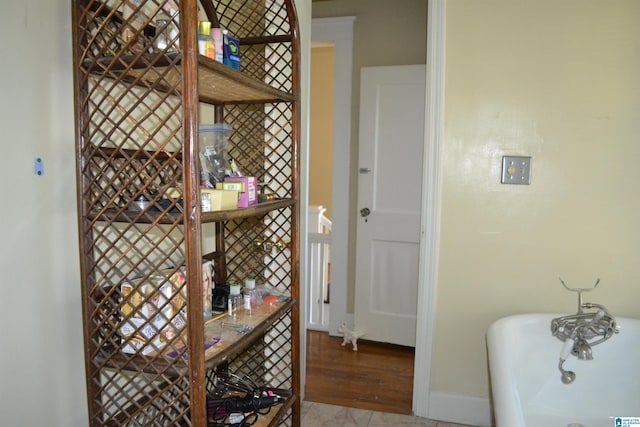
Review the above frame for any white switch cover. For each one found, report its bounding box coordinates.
[501,156,531,185]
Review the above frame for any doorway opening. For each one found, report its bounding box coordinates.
[306,43,335,332]
[305,16,416,414]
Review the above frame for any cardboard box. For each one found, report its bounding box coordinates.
[201,189,238,212]
[223,176,257,207]
[120,270,186,355]
[223,31,241,70]
[119,261,214,355]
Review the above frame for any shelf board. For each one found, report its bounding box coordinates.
[88,198,295,224]
[95,298,295,376]
[83,52,295,105]
[202,298,295,366]
[201,198,295,222]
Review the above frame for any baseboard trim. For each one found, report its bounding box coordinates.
[428,392,493,427]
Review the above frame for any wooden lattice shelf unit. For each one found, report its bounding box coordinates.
[71,0,301,426]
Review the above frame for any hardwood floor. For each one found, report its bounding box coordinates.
[304,329,415,415]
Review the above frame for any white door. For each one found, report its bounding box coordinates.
[354,65,425,347]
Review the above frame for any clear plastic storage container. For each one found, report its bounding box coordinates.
[199,123,232,187]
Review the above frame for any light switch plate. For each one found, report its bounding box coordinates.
[501,156,531,185]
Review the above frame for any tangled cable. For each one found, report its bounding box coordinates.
[206,373,290,427]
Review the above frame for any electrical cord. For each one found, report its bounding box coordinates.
[207,392,285,426]
[206,373,290,427]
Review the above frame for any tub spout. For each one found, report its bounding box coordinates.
[572,338,593,360]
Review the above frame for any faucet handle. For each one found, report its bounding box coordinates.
[558,277,600,293]
[558,277,600,314]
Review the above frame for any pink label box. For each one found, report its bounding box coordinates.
[223,176,258,208]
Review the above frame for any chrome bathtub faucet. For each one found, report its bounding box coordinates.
[551,278,618,383]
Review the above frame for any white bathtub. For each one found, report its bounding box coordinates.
[487,313,640,427]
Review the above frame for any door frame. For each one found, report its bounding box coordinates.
[413,0,446,418]
[310,17,355,336]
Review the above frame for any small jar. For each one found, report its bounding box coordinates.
[154,15,171,51]
[228,282,242,319]
[243,278,256,312]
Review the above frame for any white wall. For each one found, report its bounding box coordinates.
[0,1,311,425]
[0,1,87,426]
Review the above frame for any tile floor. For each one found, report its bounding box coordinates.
[301,401,480,427]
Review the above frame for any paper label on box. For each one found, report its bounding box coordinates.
[247,180,256,202]
[222,182,244,192]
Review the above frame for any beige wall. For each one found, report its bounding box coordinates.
[433,0,640,399]
[309,46,335,219]
[313,0,428,310]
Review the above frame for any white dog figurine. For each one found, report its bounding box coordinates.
[338,322,364,351]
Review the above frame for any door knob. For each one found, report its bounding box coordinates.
[360,207,370,217]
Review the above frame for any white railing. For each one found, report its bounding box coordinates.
[307,205,331,331]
